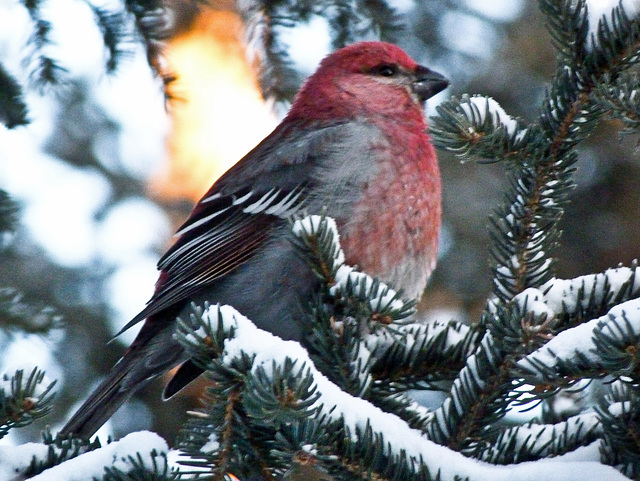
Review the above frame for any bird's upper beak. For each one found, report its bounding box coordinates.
[412,66,449,103]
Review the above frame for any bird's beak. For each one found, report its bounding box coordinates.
[412,66,449,102]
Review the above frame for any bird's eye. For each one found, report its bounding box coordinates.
[370,64,398,77]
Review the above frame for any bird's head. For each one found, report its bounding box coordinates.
[287,41,449,123]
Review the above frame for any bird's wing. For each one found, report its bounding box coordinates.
[118,119,378,335]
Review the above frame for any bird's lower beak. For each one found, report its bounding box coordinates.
[412,66,449,102]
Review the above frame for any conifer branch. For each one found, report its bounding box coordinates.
[0,288,63,335]
[596,72,640,137]
[0,66,29,128]
[598,382,640,477]
[240,0,404,104]
[0,368,56,438]
[0,190,19,236]
[89,5,129,73]
[123,0,169,75]
[479,412,601,464]
[22,0,67,87]
[24,430,100,477]
[370,320,479,392]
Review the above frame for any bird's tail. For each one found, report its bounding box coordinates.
[59,320,183,440]
[58,352,150,439]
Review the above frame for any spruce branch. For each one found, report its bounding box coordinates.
[292,215,416,400]
[123,0,169,71]
[536,263,640,332]
[0,65,29,128]
[425,20,640,465]
[598,382,640,478]
[588,3,640,76]
[0,367,56,438]
[0,287,63,335]
[431,94,531,161]
[24,430,100,477]
[425,331,515,455]
[174,304,628,481]
[538,0,588,67]
[99,449,176,480]
[240,0,404,104]
[176,306,275,480]
[596,72,640,137]
[20,0,68,87]
[420,264,640,458]
[433,1,640,304]
[243,360,321,424]
[0,189,20,237]
[479,411,601,464]
[328,0,404,49]
[517,296,640,387]
[239,1,308,103]
[89,5,131,73]
[370,320,478,390]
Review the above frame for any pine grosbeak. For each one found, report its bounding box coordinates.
[61,41,448,438]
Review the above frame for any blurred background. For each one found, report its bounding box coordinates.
[1,0,639,444]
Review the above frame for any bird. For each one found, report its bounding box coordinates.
[60,41,448,439]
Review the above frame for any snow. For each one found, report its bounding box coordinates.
[514,287,556,320]
[0,441,51,481]
[292,215,408,313]
[519,296,640,374]
[509,267,640,375]
[331,265,406,312]
[547,440,602,463]
[541,266,640,314]
[166,448,209,478]
[292,215,345,266]
[460,95,520,135]
[491,411,601,461]
[202,304,628,481]
[587,0,640,42]
[393,318,471,354]
[500,266,640,321]
[199,433,220,453]
[0,431,168,481]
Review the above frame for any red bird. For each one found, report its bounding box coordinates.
[60,41,448,438]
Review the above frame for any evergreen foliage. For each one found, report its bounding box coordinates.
[0,368,56,439]
[0,191,167,478]
[239,0,405,103]
[2,0,640,479]
[0,0,169,128]
[22,430,100,477]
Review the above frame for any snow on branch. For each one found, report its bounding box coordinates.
[514,265,640,381]
[0,367,56,438]
[431,94,529,160]
[193,304,629,481]
[491,264,640,323]
[460,95,520,136]
[481,411,601,464]
[292,215,415,319]
[537,265,640,315]
[0,431,168,480]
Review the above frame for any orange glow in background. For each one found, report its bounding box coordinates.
[151,8,277,202]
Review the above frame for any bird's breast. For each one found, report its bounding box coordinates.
[338,131,441,300]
